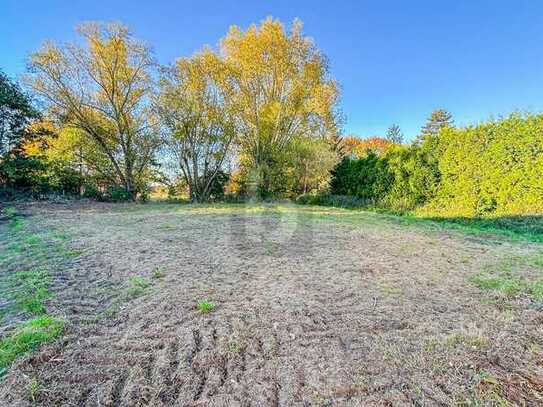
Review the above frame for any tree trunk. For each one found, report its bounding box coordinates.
[124,162,136,201]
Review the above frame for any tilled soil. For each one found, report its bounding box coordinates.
[1,202,542,406]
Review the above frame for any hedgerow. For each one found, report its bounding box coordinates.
[328,112,543,218]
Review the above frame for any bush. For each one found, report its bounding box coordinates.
[104,186,133,202]
[330,153,392,202]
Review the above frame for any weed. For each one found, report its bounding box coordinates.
[129,276,150,289]
[471,371,508,406]
[152,267,165,279]
[311,393,328,405]
[529,280,543,300]
[227,339,242,353]
[126,286,144,299]
[444,332,489,349]
[53,233,69,241]
[528,342,541,355]
[104,304,119,318]
[125,276,150,299]
[24,234,42,246]
[27,377,40,403]
[66,249,84,257]
[3,207,17,219]
[423,338,439,353]
[0,316,64,376]
[379,282,404,298]
[9,218,24,232]
[197,299,215,313]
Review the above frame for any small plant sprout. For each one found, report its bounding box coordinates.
[129,276,150,289]
[197,299,215,313]
[4,207,17,219]
[126,276,150,299]
[152,267,165,279]
[27,377,40,403]
[227,339,241,353]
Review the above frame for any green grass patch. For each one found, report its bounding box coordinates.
[129,276,150,289]
[444,332,489,349]
[125,276,150,299]
[295,197,543,243]
[8,217,24,232]
[0,209,76,377]
[0,316,64,376]
[470,251,543,301]
[24,234,42,246]
[472,274,543,301]
[9,269,51,316]
[197,299,215,313]
[3,207,17,219]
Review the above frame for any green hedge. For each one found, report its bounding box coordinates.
[329,113,543,217]
[425,113,543,216]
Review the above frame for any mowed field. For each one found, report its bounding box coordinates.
[1,202,542,406]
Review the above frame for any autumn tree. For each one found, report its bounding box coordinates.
[220,17,340,197]
[25,22,160,199]
[342,136,391,158]
[385,124,404,144]
[23,124,98,195]
[157,50,235,202]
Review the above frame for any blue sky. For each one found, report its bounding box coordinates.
[2,0,543,140]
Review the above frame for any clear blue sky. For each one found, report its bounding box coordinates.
[2,0,543,140]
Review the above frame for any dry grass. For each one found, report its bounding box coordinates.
[0,201,542,406]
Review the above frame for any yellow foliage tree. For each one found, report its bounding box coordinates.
[25,22,160,199]
[157,49,236,202]
[220,17,340,196]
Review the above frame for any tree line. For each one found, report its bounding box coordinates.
[2,18,542,217]
[1,18,341,202]
[313,109,543,217]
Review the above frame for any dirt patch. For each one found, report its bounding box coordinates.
[1,202,542,406]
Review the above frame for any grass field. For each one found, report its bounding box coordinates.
[1,201,542,406]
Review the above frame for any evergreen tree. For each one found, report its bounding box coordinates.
[418,109,453,143]
[385,124,404,144]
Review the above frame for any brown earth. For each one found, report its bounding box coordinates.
[1,202,542,406]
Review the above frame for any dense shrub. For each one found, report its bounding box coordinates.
[329,147,437,211]
[330,152,392,202]
[104,186,133,202]
[326,113,543,217]
[381,145,439,211]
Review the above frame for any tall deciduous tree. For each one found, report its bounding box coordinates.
[25,22,160,199]
[156,50,235,202]
[220,17,340,197]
